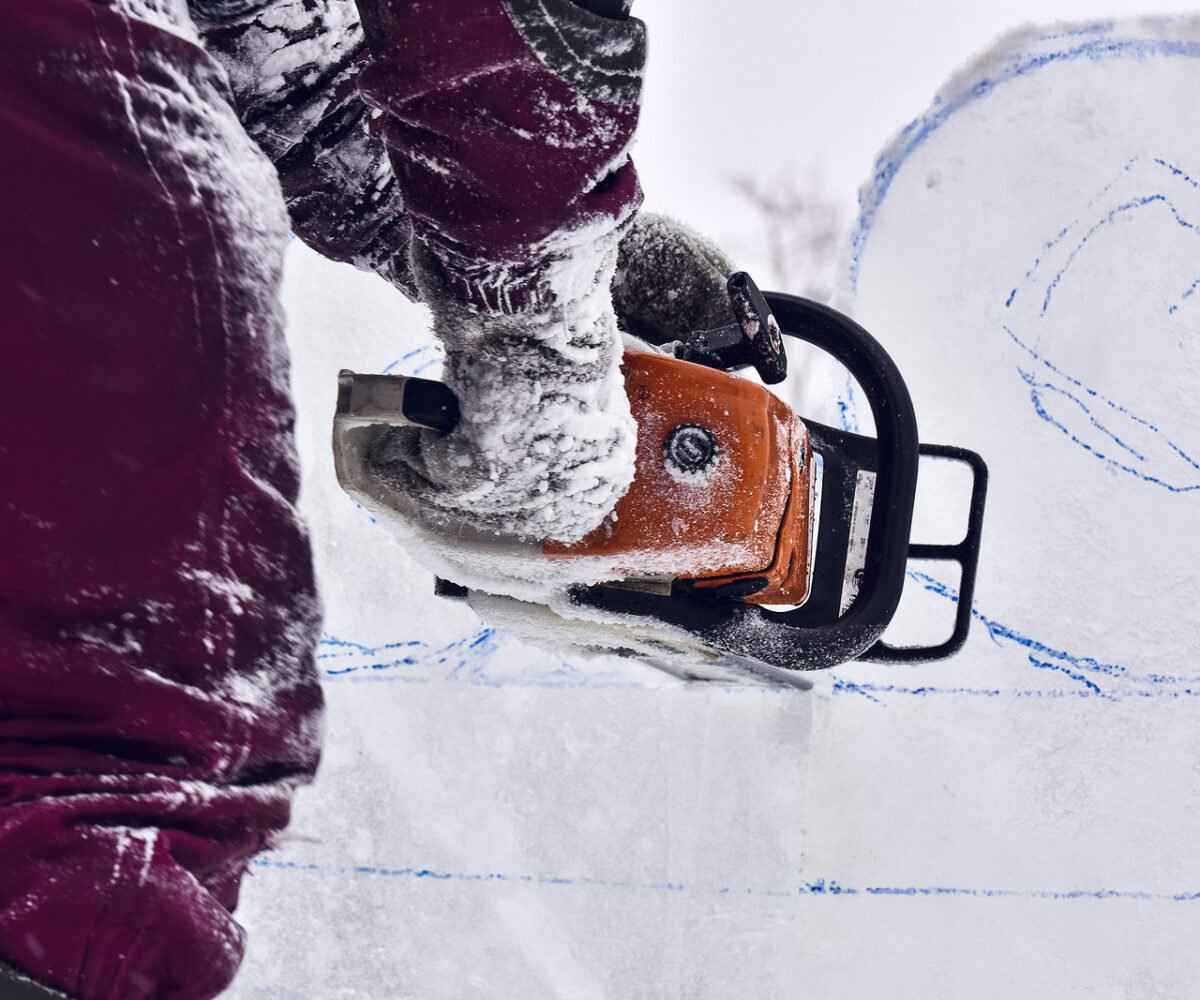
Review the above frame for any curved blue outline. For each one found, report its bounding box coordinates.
[848,33,1200,293]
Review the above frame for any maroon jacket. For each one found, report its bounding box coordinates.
[0,1,644,997]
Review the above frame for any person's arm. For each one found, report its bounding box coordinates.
[190,0,639,302]
[346,0,649,544]
[191,0,420,295]
[194,0,739,550]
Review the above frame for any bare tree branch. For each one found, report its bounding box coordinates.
[727,167,844,300]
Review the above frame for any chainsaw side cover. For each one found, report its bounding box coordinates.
[545,352,814,605]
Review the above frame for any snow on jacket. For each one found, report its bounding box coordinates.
[0,1,646,998]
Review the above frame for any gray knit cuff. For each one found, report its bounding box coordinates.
[503,0,646,105]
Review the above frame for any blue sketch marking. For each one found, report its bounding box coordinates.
[322,564,1200,701]
[836,375,860,433]
[834,569,1200,704]
[848,33,1200,291]
[316,629,653,690]
[1156,157,1200,190]
[251,856,1200,905]
[318,635,425,658]
[845,32,1200,491]
[350,500,378,526]
[1003,156,1140,309]
[381,343,438,376]
[1037,191,1200,316]
[1005,324,1200,493]
[1169,276,1200,315]
[1025,654,1104,695]
[833,677,1200,703]
[1036,22,1115,43]
[317,629,501,680]
[993,153,1200,493]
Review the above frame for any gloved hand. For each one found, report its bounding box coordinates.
[611,211,740,347]
[355,0,647,544]
[355,2,754,551]
[364,211,753,550]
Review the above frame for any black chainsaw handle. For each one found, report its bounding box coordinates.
[762,293,920,662]
[335,370,459,433]
[862,443,989,662]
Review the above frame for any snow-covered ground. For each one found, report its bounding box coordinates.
[230,15,1200,999]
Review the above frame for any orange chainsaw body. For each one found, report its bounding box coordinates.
[545,352,815,606]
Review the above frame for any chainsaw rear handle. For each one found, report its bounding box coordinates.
[335,369,459,433]
[863,443,988,663]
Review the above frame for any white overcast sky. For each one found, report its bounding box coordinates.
[632,1,1198,261]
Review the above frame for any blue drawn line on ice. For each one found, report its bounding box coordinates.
[350,500,377,526]
[251,857,1200,905]
[1002,324,1200,493]
[1004,154,1142,310]
[1026,653,1104,695]
[1155,156,1200,190]
[833,569,1200,704]
[317,630,650,690]
[1003,157,1200,317]
[317,629,501,679]
[1168,274,1200,314]
[902,570,1124,683]
[1037,192,1200,316]
[848,32,1200,292]
[381,345,432,375]
[1021,373,1145,462]
[1004,223,1070,308]
[320,559,1200,699]
[321,570,1200,699]
[857,104,1200,488]
[837,375,860,433]
[318,636,426,658]
[1000,154,1200,491]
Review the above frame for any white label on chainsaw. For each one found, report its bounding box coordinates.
[807,452,824,597]
[839,469,877,615]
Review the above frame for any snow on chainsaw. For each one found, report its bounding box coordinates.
[332,272,987,683]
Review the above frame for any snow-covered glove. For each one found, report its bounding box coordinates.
[355,0,647,543]
[611,211,740,345]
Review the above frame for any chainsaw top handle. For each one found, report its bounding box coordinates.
[762,292,919,663]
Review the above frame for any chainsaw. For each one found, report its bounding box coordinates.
[332,274,987,680]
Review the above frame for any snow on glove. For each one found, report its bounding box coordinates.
[355,0,647,543]
[611,211,742,346]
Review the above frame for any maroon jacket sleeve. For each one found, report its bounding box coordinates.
[192,0,421,296]
[356,0,646,311]
[2,3,649,999]
[193,0,647,312]
[0,2,322,998]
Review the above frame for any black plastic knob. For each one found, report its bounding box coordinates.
[664,424,718,475]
